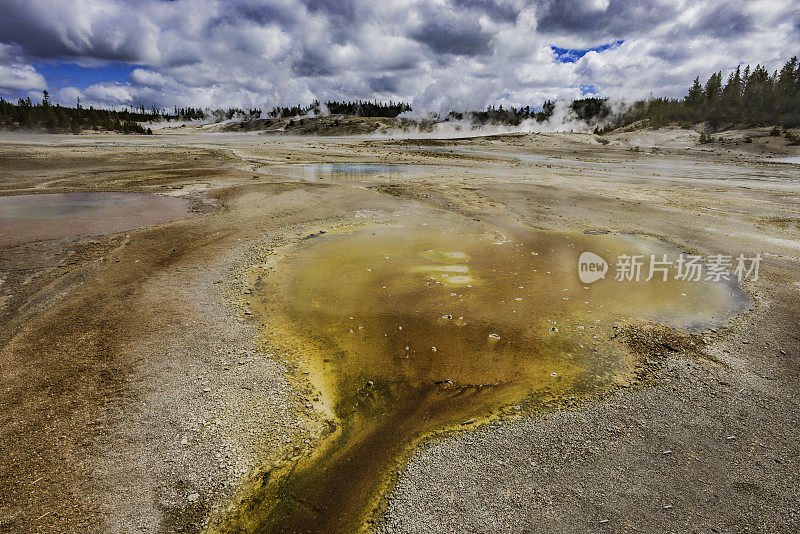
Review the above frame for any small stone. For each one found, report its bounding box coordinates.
[202,387,211,393]
[187,493,200,503]
[488,333,500,339]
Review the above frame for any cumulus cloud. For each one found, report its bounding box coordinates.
[0,63,47,94]
[0,0,797,111]
[0,43,47,95]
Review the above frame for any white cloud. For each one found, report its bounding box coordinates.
[0,0,798,110]
[0,63,47,93]
[0,43,47,95]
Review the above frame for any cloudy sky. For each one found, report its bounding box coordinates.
[1,0,798,113]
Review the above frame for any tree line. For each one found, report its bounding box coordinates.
[0,93,213,134]
[4,56,797,135]
[266,99,412,118]
[445,100,558,125]
[604,56,800,132]
[267,99,563,125]
[0,93,609,133]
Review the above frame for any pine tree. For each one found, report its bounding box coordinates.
[685,76,704,106]
[704,72,723,107]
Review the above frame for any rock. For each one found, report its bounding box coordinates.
[187,493,200,503]
[488,333,500,339]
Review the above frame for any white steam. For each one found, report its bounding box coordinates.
[382,100,603,139]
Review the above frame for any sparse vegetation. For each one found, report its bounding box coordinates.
[699,131,715,144]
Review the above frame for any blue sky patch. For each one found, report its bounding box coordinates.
[35,62,136,90]
[551,40,624,63]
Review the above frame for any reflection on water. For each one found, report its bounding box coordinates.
[237,222,748,533]
[292,163,426,182]
[0,193,192,246]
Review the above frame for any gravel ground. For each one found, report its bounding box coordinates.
[88,238,317,532]
[379,272,800,533]
[2,128,799,533]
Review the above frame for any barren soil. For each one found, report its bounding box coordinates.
[1,126,799,533]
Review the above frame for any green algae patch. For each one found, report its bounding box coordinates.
[222,220,747,533]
